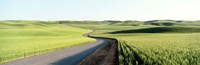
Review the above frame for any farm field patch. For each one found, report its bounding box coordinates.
[67,21,200,65]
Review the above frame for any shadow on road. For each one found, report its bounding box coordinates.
[51,40,106,65]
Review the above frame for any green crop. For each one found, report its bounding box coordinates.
[20,21,200,65]
[69,22,200,65]
[117,33,200,65]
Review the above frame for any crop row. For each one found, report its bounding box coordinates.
[118,39,200,65]
[118,41,157,65]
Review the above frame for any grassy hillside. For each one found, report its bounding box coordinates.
[144,20,200,26]
[64,21,200,65]
[109,27,200,34]
[0,20,95,63]
[2,20,199,64]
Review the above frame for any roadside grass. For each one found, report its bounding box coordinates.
[0,21,95,63]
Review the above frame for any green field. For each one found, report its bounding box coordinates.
[63,21,200,65]
[0,21,95,63]
[117,33,200,65]
[1,20,200,65]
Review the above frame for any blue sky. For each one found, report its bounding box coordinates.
[0,0,200,21]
